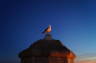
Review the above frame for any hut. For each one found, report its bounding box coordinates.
[18,34,76,63]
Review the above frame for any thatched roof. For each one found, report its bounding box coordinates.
[19,40,76,58]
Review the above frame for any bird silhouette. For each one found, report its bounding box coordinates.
[42,25,51,34]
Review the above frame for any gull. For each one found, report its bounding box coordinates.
[42,25,51,34]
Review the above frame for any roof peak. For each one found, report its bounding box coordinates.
[43,34,53,40]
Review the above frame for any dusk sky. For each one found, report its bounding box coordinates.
[0,0,96,63]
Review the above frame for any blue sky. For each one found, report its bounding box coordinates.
[0,0,96,63]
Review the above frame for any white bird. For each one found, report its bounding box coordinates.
[42,25,52,34]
